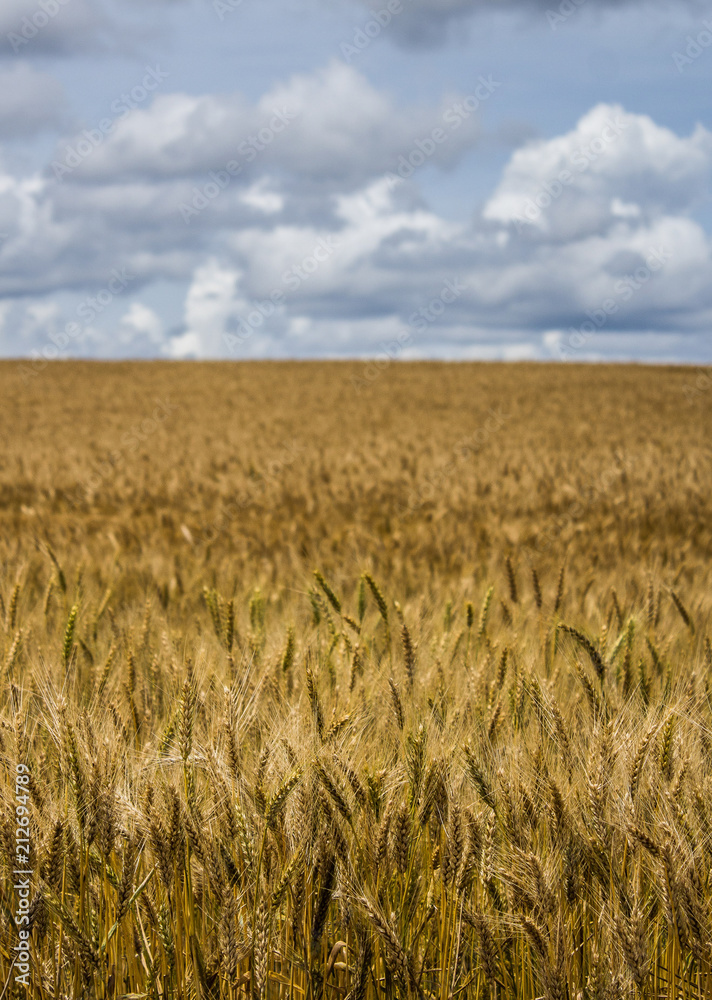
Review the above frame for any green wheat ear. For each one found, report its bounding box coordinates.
[357,575,366,621]
[281,625,295,673]
[364,573,390,642]
[314,569,342,614]
[558,623,606,681]
[478,585,494,639]
[6,581,20,632]
[62,603,79,667]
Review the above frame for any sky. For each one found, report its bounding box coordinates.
[1,0,711,363]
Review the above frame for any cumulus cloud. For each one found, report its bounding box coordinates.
[1,82,712,363]
[224,177,458,298]
[168,259,254,359]
[117,301,163,346]
[483,103,712,240]
[54,62,482,190]
[0,172,76,298]
[0,295,61,356]
[163,196,711,363]
[0,62,483,303]
[162,100,712,359]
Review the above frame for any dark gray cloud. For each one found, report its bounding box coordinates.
[0,0,199,59]
[0,0,117,57]
[357,0,708,48]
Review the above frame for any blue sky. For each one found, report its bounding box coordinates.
[1,0,711,362]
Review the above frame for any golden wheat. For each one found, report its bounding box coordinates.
[0,360,711,999]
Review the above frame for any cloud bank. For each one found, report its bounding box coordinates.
[1,55,710,366]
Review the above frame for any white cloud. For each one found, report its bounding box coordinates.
[169,259,252,359]
[225,176,459,302]
[118,302,163,345]
[59,62,482,189]
[1,89,711,362]
[483,104,712,239]
[610,198,640,218]
[239,179,284,215]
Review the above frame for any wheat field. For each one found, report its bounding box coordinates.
[1,360,711,1000]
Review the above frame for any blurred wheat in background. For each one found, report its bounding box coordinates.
[1,361,711,999]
